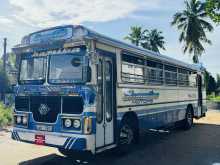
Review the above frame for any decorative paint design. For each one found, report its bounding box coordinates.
[30,27,73,44]
[123,89,159,104]
[14,85,96,106]
[38,104,51,115]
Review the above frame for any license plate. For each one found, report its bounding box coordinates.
[36,125,53,132]
[35,134,45,145]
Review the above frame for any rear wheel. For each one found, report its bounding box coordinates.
[181,107,194,130]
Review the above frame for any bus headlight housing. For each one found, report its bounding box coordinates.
[73,119,81,128]
[22,116,28,125]
[64,119,72,128]
[84,117,92,134]
[16,116,22,124]
[14,114,28,127]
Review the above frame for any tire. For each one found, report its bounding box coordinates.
[58,148,73,158]
[58,148,93,161]
[181,107,194,130]
[117,117,139,154]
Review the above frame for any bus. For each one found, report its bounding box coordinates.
[12,25,207,158]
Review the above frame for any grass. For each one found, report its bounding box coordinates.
[207,94,220,102]
[0,102,13,128]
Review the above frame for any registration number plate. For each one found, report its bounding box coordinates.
[35,134,45,145]
[36,125,53,132]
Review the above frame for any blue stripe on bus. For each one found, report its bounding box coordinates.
[117,103,196,119]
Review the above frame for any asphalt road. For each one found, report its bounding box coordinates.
[1,110,220,165]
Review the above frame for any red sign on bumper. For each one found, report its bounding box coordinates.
[35,134,45,145]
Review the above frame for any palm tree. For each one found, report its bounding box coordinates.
[124,26,142,46]
[141,29,166,53]
[206,0,220,23]
[171,0,214,63]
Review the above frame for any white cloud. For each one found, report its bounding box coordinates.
[8,0,162,28]
[0,16,14,25]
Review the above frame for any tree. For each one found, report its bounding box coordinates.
[206,0,220,23]
[171,0,214,63]
[125,26,166,53]
[0,53,17,101]
[141,29,166,53]
[208,75,217,94]
[204,71,217,95]
[0,65,10,100]
[216,73,220,89]
[124,26,142,46]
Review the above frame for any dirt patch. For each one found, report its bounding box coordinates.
[195,110,220,125]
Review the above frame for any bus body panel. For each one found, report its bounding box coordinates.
[12,25,207,155]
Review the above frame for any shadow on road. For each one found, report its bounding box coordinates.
[18,123,220,165]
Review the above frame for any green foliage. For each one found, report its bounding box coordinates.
[204,71,217,95]
[207,94,220,102]
[125,26,166,53]
[206,0,220,23]
[0,53,17,95]
[216,73,220,89]
[124,26,142,46]
[171,0,213,63]
[141,29,166,53]
[0,65,10,93]
[0,102,13,128]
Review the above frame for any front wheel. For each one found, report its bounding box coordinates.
[58,148,93,161]
[117,118,138,154]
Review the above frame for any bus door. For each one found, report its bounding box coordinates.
[197,74,203,116]
[96,55,115,148]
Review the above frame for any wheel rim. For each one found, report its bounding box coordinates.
[120,124,134,145]
[187,111,193,125]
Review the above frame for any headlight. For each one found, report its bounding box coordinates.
[73,119,81,128]
[64,119,72,128]
[22,116,28,125]
[16,116,21,124]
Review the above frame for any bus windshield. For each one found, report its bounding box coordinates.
[19,57,46,84]
[49,53,85,84]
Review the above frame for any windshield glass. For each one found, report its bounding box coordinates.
[19,57,46,84]
[49,53,85,84]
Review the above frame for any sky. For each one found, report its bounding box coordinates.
[0,0,219,76]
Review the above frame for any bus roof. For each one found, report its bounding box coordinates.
[15,25,204,72]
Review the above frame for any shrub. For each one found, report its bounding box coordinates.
[207,95,220,102]
[0,102,13,128]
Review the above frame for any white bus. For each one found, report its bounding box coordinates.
[12,25,207,158]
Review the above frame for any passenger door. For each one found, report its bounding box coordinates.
[96,55,115,148]
[197,74,203,117]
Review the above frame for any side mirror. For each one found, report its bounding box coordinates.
[87,66,92,82]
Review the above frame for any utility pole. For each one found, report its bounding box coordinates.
[2,38,7,103]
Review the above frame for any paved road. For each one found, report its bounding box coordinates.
[1,110,220,165]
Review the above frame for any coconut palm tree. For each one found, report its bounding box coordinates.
[124,26,142,46]
[171,0,214,63]
[141,29,166,53]
[206,0,220,23]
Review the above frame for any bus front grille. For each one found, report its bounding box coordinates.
[15,96,29,112]
[30,96,61,123]
[62,96,84,114]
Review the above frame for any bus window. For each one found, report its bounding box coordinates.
[189,73,197,87]
[146,60,163,85]
[165,65,177,86]
[121,54,144,83]
[178,68,189,86]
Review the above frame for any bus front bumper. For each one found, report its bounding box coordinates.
[11,128,95,153]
